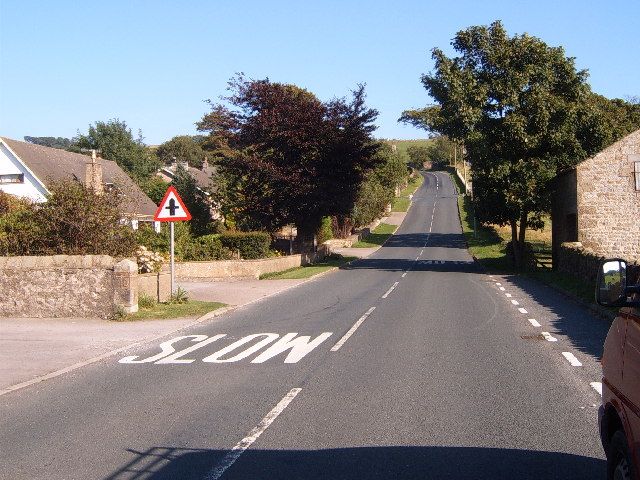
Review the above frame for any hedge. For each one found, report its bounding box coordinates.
[219,231,271,259]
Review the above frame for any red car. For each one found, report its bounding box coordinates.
[597,259,640,480]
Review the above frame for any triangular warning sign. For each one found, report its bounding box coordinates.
[154,186,192,222]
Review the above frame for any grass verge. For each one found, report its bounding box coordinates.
[259,255,357,280]
[115,300,226,321]
[392,174,425,212]
[352,223,397,248]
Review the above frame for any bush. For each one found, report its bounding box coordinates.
[316,217,333,244]
[182,234,233,261]
[220,231,271,259]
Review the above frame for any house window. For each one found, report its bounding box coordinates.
[635,161,640,191]
[0,173,24,184]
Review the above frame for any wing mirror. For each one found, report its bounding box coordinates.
[596,259,640,307]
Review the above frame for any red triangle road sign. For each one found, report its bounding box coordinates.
[154,186,192,222]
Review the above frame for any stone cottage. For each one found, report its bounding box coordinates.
[552,128,640,267]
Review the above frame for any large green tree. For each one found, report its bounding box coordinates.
[198,76,379,250]
[402,21,612,268]
[156,135,206,169]
[72,119,160,181]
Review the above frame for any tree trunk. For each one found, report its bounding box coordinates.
[518,211,528,269]
[510,219,521,270]
[295,223,316,253]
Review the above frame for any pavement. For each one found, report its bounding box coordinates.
[0,209,408,394]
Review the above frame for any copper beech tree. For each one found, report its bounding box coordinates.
[197,76,379,250]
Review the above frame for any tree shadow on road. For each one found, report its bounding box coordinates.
[103,445,605,480]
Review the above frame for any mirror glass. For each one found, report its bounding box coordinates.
[598,260,627,305]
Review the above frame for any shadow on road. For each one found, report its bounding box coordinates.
[379,232,469,249]
[103,445,605,479]
[342,257,480,274]
[502,275,611,361]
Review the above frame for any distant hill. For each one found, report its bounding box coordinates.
[381,139,432,157]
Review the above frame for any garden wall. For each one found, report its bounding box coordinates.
[0,255,139,318]
[175,246,330,281]
[138,268,171,303]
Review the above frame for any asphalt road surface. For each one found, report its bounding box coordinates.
[0,172,608,479]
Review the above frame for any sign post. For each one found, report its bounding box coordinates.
[153,186,192,296]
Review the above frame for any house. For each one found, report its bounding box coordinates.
[552,128,640,265]
[0,137,159,230]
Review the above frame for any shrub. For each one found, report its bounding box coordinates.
[138,293,157,308]
[182,234,233,261]
[220,231,271,259]
[136,245,165,273]
[316,217,333,244]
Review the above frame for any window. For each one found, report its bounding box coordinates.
[0,173,24,184]
[635,161,640,191]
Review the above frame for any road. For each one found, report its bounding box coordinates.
[0,172,608,479]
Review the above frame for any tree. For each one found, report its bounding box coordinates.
[24,136,72,149]
[156,135,206,169]
[198,76,379,250]
[71,119,160,181]
[401,21,609,268]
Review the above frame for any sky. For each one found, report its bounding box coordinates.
[1,0,638,145]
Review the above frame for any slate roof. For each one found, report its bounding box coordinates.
[1,137,157,218]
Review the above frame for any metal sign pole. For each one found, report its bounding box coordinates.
[170,222,175,295]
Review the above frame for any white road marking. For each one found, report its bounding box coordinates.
[202,334,280,363]
[590,382,603,396]
[331,307,376,352]
[156,335,227,364]
[518,308,529,314]
[416,256,420,261]
[420,249,424,255]
[528,319,541,327]
[382,282,399,299]
[496,283,502,286]
[541,332,558,342]
[562,352,583,367]
[499,287,506,291]
[402,272,407,278]
[251,332,333,363]
[119,335,208,364]
[511,300,520,306]
[205,388,302,480]
[505,293,512,297]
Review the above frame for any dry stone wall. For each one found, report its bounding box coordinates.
[558,242,640,288]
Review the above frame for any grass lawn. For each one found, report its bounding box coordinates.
[259,255,357,280]
[115,300,226,321]
[353,223,397,248]
[392,197,410,212]
[392,174,424,212]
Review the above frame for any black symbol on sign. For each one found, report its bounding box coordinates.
[165,198,179,216]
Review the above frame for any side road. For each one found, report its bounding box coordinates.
[0,210,408,395]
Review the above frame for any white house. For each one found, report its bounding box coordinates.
[0,137,160,230]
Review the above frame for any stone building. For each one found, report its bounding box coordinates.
[552,128,640,266]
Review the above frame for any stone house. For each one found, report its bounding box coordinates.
[552,128,640,266]
[0,136,159,230]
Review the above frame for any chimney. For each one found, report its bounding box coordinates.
[85,149,104,195]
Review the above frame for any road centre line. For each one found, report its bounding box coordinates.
[496,283,502,286]
[590,382,603,396]
[205,388,302,480]
[511,300,520,306]
[528,319,541,327]
[330,307,376,352]
[518,308,529,314]
[402,272,407,278]
[499,287,506,291]
[541,332,558,342]
[382,282,400,299]
[562,352,583,367]
[505,293,512,297]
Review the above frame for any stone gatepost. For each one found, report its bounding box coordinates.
[113,259,138,313]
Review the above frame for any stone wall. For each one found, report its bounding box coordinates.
[558,242,640,289]
[0,255,139,318]
[175,247,329,281]
[138,269,171,303]
[575,129,640,258]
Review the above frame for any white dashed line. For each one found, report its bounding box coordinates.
[496,283,502,286]
[590,382,603,396]
[330,307,376,352]
[518,308,528,314]
[499,287,506,291]
[401,272,407,278]
[541,332,557,342]
[562,352,583,367]
[205,387,302,480]
[511,300,520,306]
[382,282,399,299]
[505,293,512,297]
[528,319,541,327]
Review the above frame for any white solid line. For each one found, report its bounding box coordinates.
[505,293,512,297]
[528,319,541,327]
[511,300,520,306]
[541,332,558,342]
[499,287,506,291]
[401,272,407,278]
[205,388,302,480]
[590,382,603,396]
[518,308,528,314]
[330,307,376,352]
[562,352,583,367]
[382,282,400,299]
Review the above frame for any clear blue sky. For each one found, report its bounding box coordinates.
[1,0,638,145]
